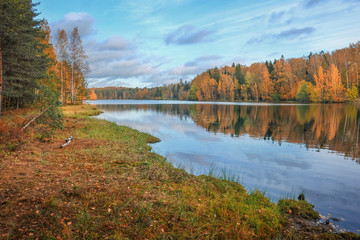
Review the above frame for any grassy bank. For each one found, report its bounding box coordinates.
[0,105,359,239]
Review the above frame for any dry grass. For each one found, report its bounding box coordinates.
[0,105,358,239]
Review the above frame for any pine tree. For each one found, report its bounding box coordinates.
[34,19,63,135]
[235,64,245,85]
[235,64,245,99]
[0,40,3,116]
[213,67,220,83]
[0,0,48,112]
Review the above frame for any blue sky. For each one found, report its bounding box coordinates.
[37,0,360,88]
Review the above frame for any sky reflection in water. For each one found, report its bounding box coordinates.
[89,100,360,232]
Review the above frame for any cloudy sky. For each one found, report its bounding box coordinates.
[37,0,360,88]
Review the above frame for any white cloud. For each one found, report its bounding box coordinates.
[246,27,316,45]
[51,12,95,37]
[165,24,215,45]
[89,59,157,79]
[171,64,201,76]
[85,37,158,80]
[98,36,131,51]
[169,55,224,78]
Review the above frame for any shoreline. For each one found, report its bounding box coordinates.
[87,98,360,106]
[0,105,359,239]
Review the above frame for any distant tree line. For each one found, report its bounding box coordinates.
[0,0,88,119]
[89,80,191,100]
[90,42,360,103]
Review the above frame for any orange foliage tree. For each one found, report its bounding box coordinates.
[89,88,97,100]
[313,66,326,102]
[272,58,299,100]
[261,68,273,101]
[326,64,345,102]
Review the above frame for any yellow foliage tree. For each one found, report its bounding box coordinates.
[89,88,97,100]
[326,64,345,102]
[313,66,326,102]
[261,69,273,101]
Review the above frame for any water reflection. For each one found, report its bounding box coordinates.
[96,103,360,162]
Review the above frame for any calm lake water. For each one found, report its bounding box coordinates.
[87,100,360,232]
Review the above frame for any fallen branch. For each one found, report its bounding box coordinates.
[22,106,51,131]
[60,136,73,148]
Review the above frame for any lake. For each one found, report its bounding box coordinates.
[87,100,360,232]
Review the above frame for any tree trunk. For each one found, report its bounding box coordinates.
[71,62,74,104]
[74,72,77,103]
[61,61,63,103]
[345,63,349,89]
[22,106,50,131]
[0,40,3,116]
[356,64,358,86]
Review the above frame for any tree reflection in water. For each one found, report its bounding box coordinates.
[97,103,360,163]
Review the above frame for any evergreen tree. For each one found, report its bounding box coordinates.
[235,64,245,85]
[235,64,245,99]
[33,19,64,136]
[0,0,48,111]
[265,60,274,75]
[0,37,3,116]
[213,67,220,83]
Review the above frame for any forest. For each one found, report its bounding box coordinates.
[0,0,88,130]
[91,42,360,103]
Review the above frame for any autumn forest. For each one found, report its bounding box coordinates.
[0,0,88,118]
[91,42,360,103]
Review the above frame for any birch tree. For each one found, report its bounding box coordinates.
[70,27,88,103]
[56,29,69,103]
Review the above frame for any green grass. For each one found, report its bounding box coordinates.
[55,105,286,238]
[277,199,319,220]
[61,104,103,118]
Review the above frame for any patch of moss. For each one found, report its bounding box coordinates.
[277,199,319,220]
